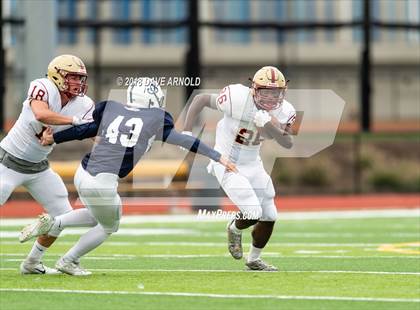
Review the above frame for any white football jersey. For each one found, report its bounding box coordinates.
[0,78,94,163]
[214,84,295,163]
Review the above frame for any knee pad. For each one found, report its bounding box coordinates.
[260,199,278,222]
[235,190,262,220]
[43,197,72,218]
[89,203,122,234]
[241,205,263,220]
[260,181,275,200]
[102,219,120,234]
[48,226,62,238]
[223,184,263,220]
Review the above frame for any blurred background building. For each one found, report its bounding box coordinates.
[2,0,419,128]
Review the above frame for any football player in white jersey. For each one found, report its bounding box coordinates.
[183,66,295,271]
[0,54,94,274]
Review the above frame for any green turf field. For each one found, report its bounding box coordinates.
[0,212,419,310]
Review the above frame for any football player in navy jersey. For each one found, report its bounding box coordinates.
[20,78,237,276]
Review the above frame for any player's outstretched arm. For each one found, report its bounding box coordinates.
[40,121,99,146]
[30,100,88,126]
[166,130,237,173]
[183,93,217,132]
[158,110,236,172]
[161,121,237,173]
[42,100,108,145]
[53,122,99,144]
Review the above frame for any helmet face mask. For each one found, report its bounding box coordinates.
[127,78,165,109]
[254,86,287,111]
[252,66,287,111]
[61,72,88,97]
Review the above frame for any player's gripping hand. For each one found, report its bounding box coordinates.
[219,155,238,173]
[179,131,193,151]
[72,116,91,126]
[40,127,54,146]
[254,110,272,128]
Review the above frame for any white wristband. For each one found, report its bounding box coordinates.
[181,131,193,136]
[72,116,90,126]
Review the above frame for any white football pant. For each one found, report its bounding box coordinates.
[209,158,277,221]
[74,165,121,233]
[0,163,72,216]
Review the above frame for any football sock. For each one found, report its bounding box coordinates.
[26,240,47,263]
[62,224,109,262]
[49,208,98,237]
[248,244,262,262]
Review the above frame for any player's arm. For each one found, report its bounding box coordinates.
[30,100,74,125]
[160,112,237,172]
[264,122,293,149]
[254,110,294,149]
[28,80,88,125]
[51,121,99,144]
[165,130,219,160]
[183,93,218,132]
[41,101,107,145]
[165,130,237,173]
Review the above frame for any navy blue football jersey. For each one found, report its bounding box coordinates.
[54,100,220,178]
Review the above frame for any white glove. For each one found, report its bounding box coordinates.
[72,116,91,126]
[179,131,193,151]
[181,131,193,136]
[253,110,271,128]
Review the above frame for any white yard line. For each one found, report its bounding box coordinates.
[1,230,418,239]
[142,242,395,247]
[0,253,418,259]
[4,257,133,262]
[0,267,419,275]
[280,232,420,238]
[284,255,419,259]
[0,208,418,226]
[0,241,391,247]
[0,228,196,239]
[0,253,135,258]
[0,241,138,246]
[0,288,418,303]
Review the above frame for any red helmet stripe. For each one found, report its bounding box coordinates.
[270,68,275,83]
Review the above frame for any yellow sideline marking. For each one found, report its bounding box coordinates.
[378,242,420,255]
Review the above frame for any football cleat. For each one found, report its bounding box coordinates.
[227,219,243,260]
[245,259,278,272]
[19,214,55,243]
[20,261,61,275]
[56,258,92,276]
